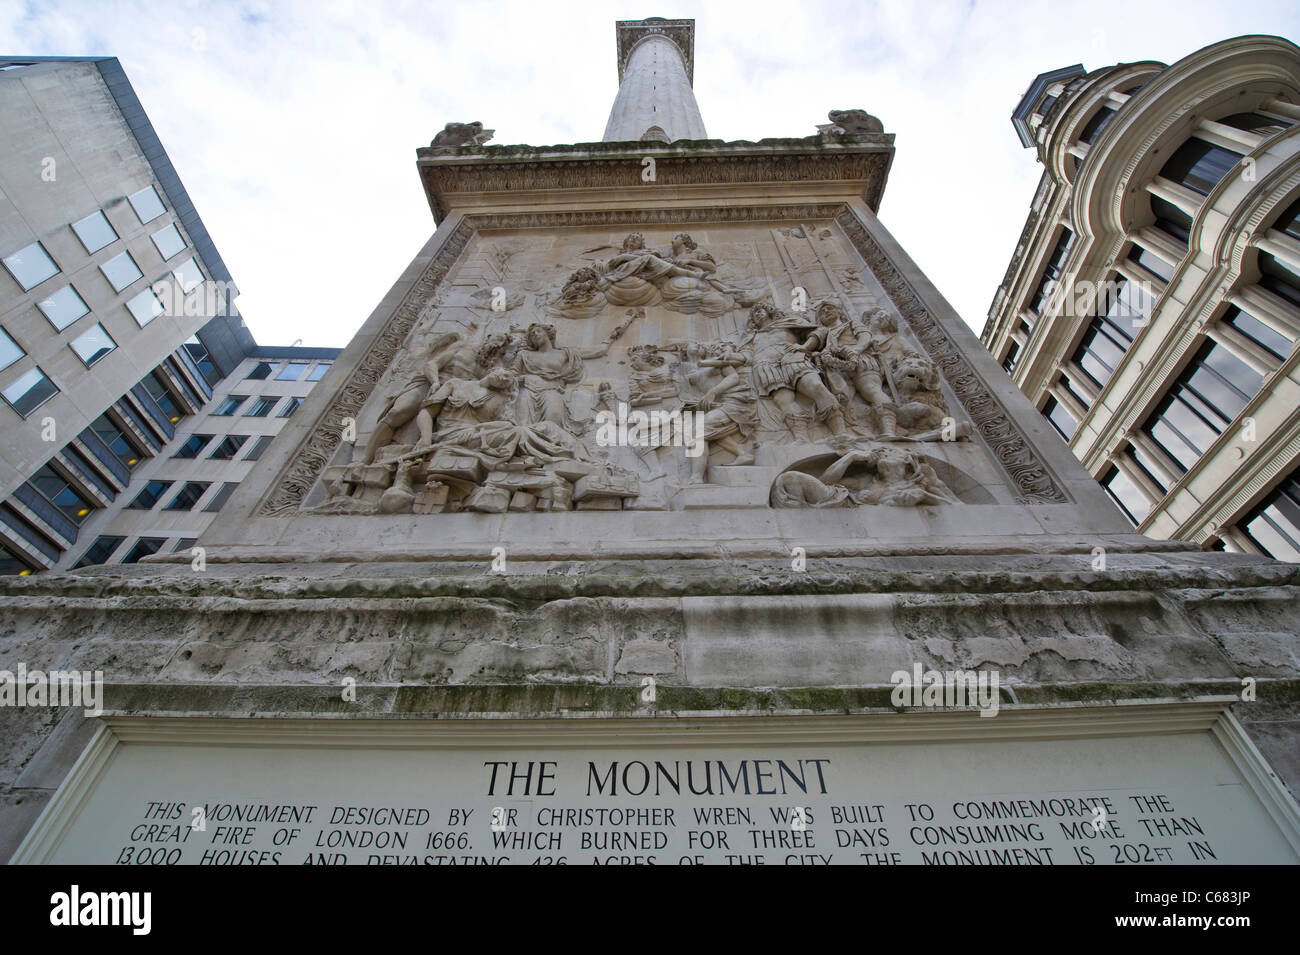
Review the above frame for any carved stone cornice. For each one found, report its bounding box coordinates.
[256,219,475,515]
[468,204,848,231]
[417,140,894,222]
[837,209,1071,504]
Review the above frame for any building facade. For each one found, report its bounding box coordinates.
[982,36,1300,560]
[0,57,334,574]
[4,20,1299,865]
[59,349,337,570]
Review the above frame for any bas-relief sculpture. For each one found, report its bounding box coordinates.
[314,227,978,515]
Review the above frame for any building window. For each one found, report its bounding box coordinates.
[184,336,221,387]
[2,366,59,417]
[28,464,95,524]
[278,396,304,418]
[1141,340,1261,479]
[172,434,213,459]
[90,414,143,469]
[126,287,165,327]
[1071,312,1133,390]
[1078,106,1116,145]
[1222,305,1291,361]
[1272,195,1300,242]
[243,435,275,461]
[1028,229,1073,314]
[1,543,37,575]
[100,251,143,292]
[276,361,309,381]
[1150,195,1192,246]
[172,256,204,293]
[2,241,59,290]
[128,480,173,510]
[209,435,250,460]
[243,396,278,417]
[1159,137,1243,197]
[1258,252,1300,311]
[1127,243,1174,283]
[1042,395,1079,441]
[1216,112,1293,137]
[212,395,247,416]
[1001,340,1020,374]
[128,185,167,224]
[36,284,90,330]
[172,538,198,554]
[70,323,117,367]
[306,361,332,381]
[203,482,239,512]
[142,372,183,423]
[246,362,273,380]
[1103,464,1151,526]
[0,328,25,372]
[71,210,118,254]
[75,535,125,568]
[0,502,61,562]
[165,482,211,511]
[1238,468,1300,562]
[121,537,167,564]
[151,223,186,260]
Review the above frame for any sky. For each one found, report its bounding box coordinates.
[3,0,1298,347]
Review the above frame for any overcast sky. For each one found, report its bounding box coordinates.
[4,0,1298,346]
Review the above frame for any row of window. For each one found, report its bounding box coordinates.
[75,533,204,569]
[173,433,275,462]
[1,186,168,290]
[245,359,331,382]
[1,246,199,335]
[210,394,304,419]
[125,479,240,514]
[0,328,216,420]
[0,188,203,417]
[0,333,228,570]
[1006,107,1296,372]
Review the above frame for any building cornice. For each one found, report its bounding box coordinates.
[417,137,895,223]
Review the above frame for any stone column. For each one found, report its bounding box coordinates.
[603,34,707,143]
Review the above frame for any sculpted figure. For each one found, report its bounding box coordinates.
[627,345,679,407]
[548,266,607,318]
[434,330,513,382]
[746,301,846,441]
[771,443,960,508]
[599,233,701,308]
[512,315,635,428]
[684,341,757,483]
[658,233,744,315]
[429,121,494,151]
[826,109,884,136]
[891,353,964,440]
[361,329,460,463]
[410,368,600,512]
[807,302,901,437]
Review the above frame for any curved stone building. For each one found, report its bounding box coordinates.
[983,36,1300,560]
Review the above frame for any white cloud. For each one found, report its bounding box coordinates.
[4,0,1298,345]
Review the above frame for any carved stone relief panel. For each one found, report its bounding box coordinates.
[268,216,1045,518]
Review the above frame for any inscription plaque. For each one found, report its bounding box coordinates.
[18,708,1300,865]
